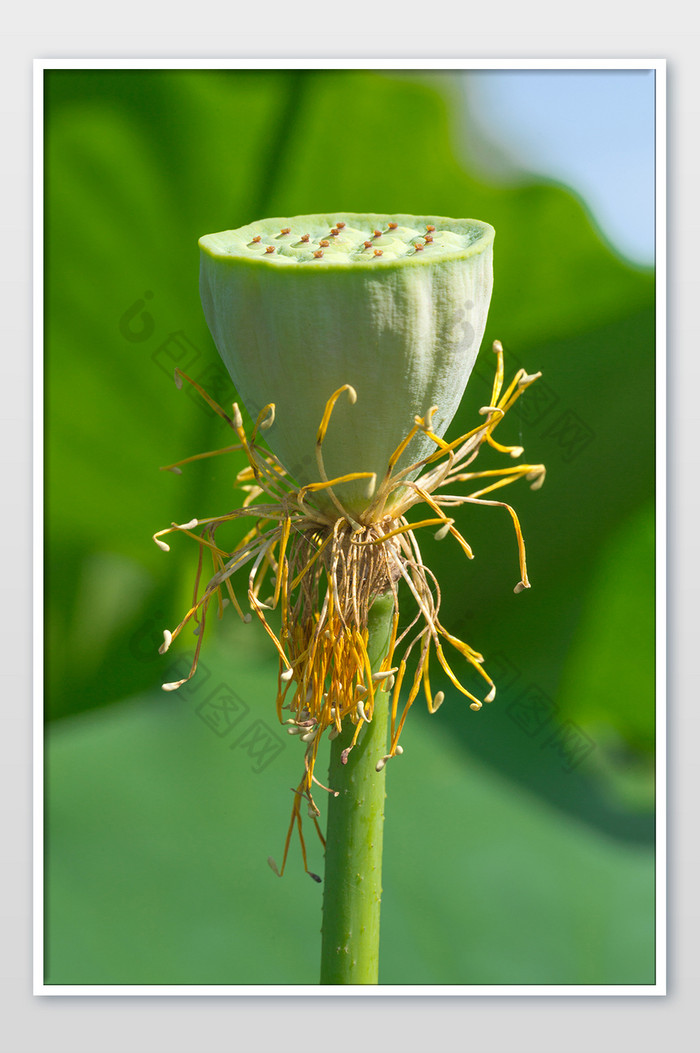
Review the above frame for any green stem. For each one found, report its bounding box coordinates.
[320,591,395,985]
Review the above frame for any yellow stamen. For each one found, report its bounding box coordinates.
[316,384,357,444]
[157,340,543,874]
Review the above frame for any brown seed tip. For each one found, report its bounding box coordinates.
[313,249,324,258]
[335,221,346,229]
[414,242,424,251]
[424,234,433,243]
[426,224,436,232]
[363,240,372,248]
[330,228,339,236]
[252,234,261,242]
[319,239,329,247]
[280,227,291,234]
[373,248,383,256]
[373,229,382,237]
[301,233,310,242]
[265,245,275,253]
[388,221,398,229]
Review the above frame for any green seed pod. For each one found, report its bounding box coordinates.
[199,212,495,518]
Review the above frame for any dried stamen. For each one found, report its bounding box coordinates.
[156,342,543,876]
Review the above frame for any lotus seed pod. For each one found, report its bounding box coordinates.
[199,212,495,518]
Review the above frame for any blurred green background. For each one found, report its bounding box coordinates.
[44,68,656,986]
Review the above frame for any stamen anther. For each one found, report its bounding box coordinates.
[372,668,397,682]
[259,404,276,430]
[356,699,371,723]
[434,519,454,540]
[527,466,546,490]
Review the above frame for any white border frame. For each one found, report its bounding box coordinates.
[33,57,666,997]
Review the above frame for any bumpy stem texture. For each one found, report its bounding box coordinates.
[320,592,395,985]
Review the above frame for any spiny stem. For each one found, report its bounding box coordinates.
[320,591,395,985]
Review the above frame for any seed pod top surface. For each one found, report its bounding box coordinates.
[199,213,493,268]
[199,213,495,518]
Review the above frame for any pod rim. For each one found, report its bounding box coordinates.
[199,212,495,273]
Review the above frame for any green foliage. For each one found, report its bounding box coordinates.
[45,640,654,986]
[44,68,656,985]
